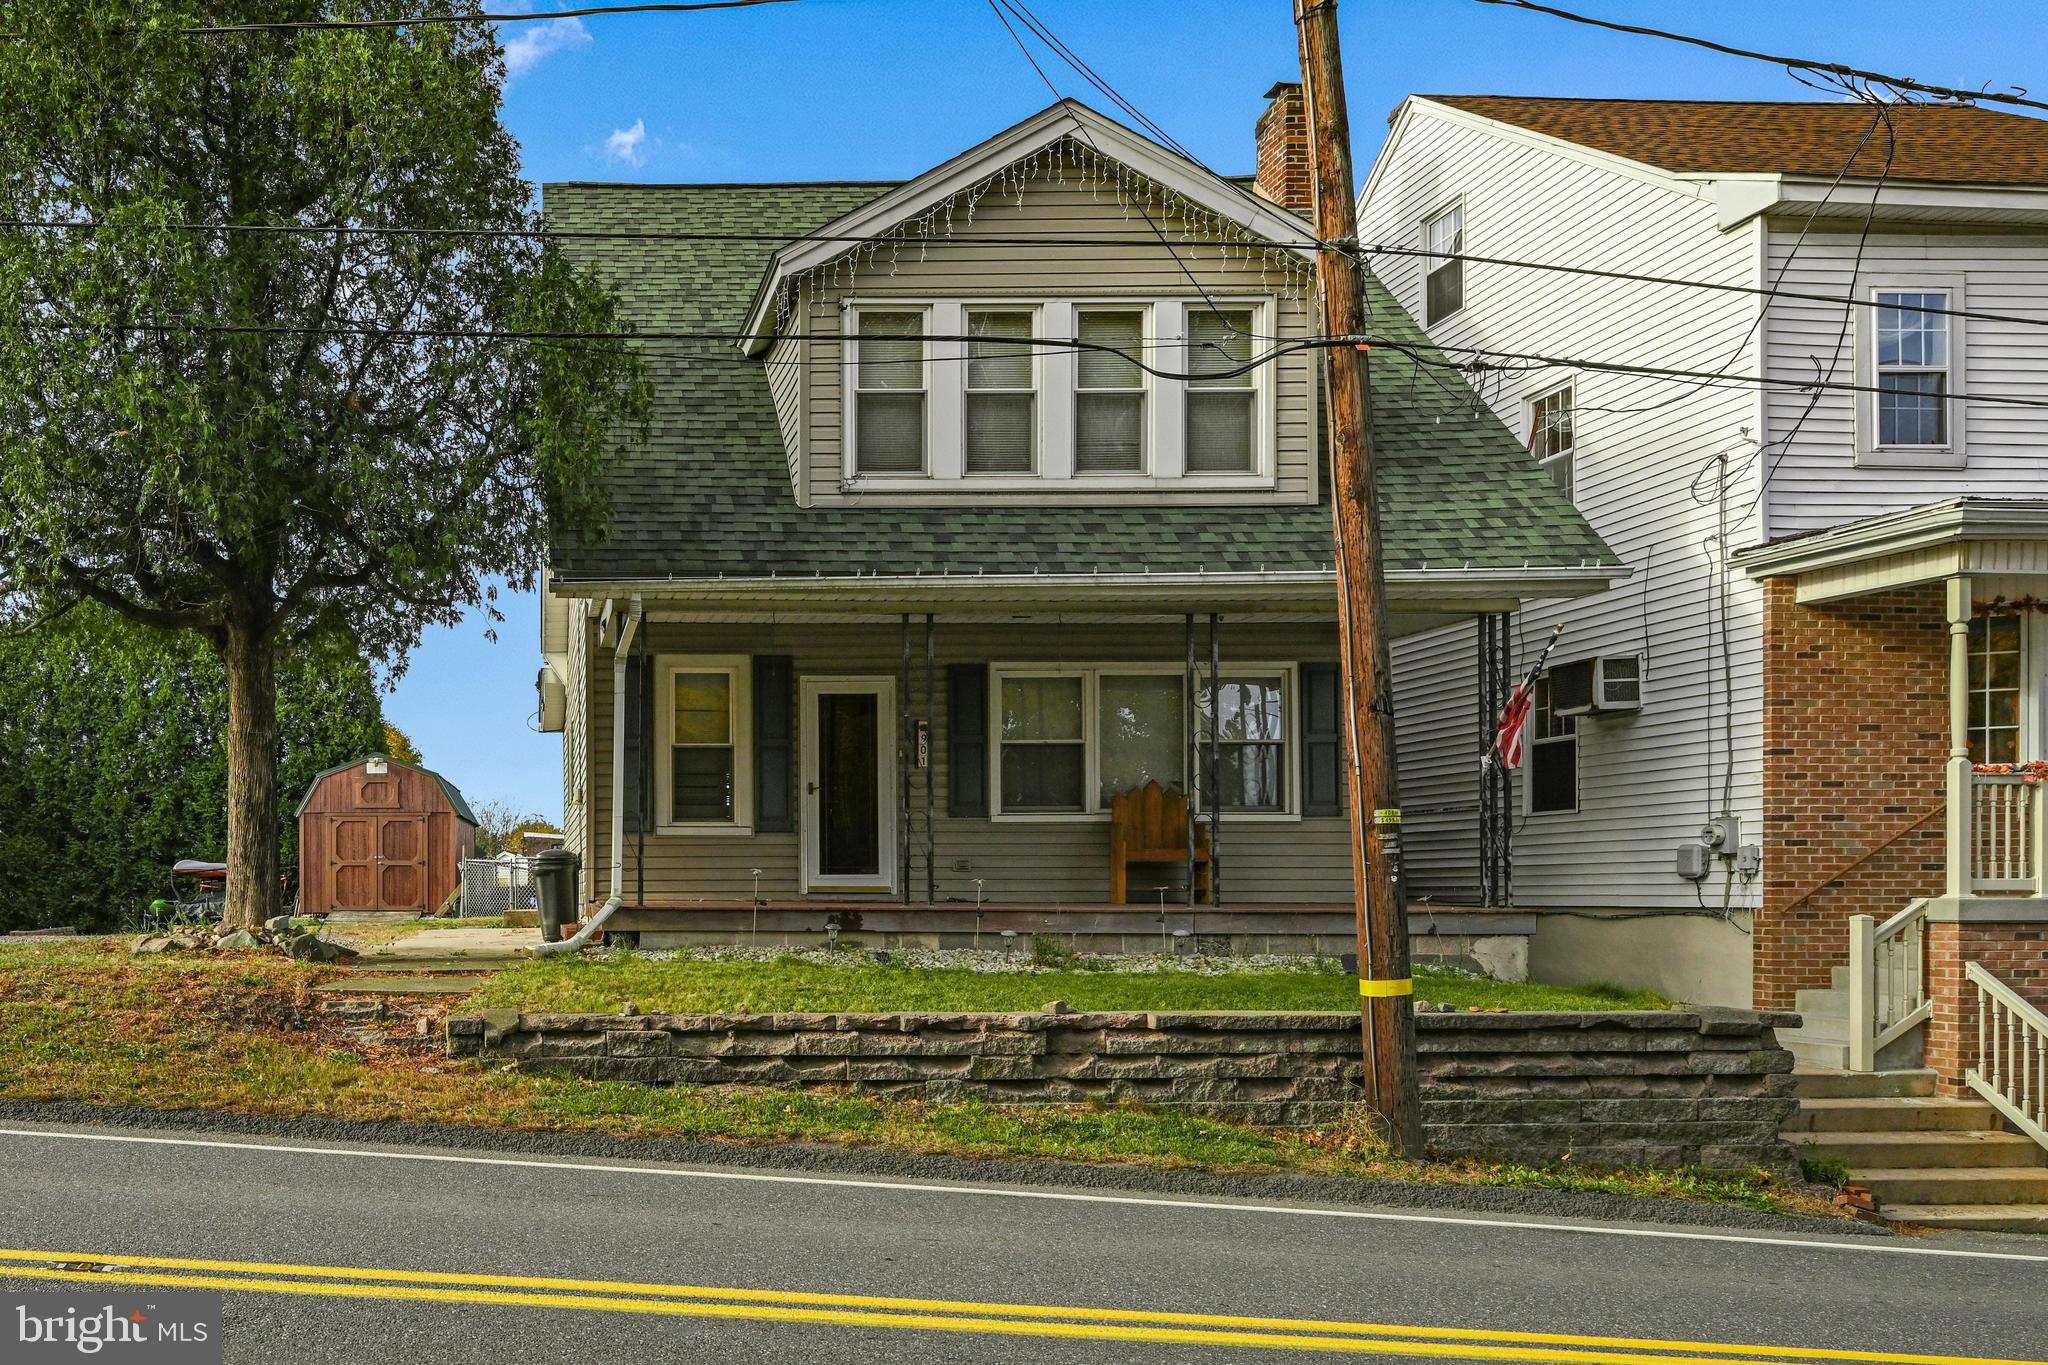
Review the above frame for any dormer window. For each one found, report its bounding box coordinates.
[853,310,927,474]
[840,296,1275,492]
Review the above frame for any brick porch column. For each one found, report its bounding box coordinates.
[1927,918,2048,1095]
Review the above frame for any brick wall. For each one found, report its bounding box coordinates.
[1255,82,1310,213]
[1757,578,1948,1009]
[1927,920,2048,1094]
[448,1007,1801,1173]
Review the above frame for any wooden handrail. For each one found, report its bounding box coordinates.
[1769,802,1943,918]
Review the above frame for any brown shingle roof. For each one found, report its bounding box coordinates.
[1420,96,2048,186]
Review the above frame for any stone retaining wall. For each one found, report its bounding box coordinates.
[446,1008,1800,1173]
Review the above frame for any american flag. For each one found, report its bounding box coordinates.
[1490,623,1565,773]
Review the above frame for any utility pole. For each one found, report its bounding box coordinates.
[1294,0,1422,1157]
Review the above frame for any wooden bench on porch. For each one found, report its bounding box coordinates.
[1109,780,1210,904]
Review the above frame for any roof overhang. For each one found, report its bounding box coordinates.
[740,99,1317,353]
[1734,498,2048,603]
[1708,173,2048,230]
[546,564,1627,621]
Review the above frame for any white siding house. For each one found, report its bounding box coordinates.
[1361,96,2048,1005]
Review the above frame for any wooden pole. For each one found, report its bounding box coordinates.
[1294,0,1422,1156]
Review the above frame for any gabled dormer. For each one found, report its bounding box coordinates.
[741,98,1324,507]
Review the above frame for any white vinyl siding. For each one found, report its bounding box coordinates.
[1363,101,1763,913]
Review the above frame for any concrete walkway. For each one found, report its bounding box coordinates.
[337,924,537,969]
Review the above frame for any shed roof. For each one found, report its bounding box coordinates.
[542,178,1617,584]
[293,755,479,826]
[1418,96,2048,186]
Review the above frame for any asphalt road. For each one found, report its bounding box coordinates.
[0,1116,2043,1364]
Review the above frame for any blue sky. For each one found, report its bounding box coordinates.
[384,0,2048,822]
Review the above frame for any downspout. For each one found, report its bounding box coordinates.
[534,596,640,955]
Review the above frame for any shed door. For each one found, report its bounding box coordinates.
[329,817,378,910]
[375,815,429,911]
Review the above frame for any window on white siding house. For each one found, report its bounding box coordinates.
[670,672,736,822]
[1198,673,1289,812]
[998,674,1087,813]
[965,309,1036,475]
[854,311,926,474]
[1424,204,1464,324]
[1185,308,1257,474]
[1527,675,1577,814]
[1875,291,1950,447]
[1075,308,1146,473]
[1967,615,2023,764]
[1528,384,1574,496]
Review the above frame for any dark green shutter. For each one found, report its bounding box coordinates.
[753,655,794,832]
[1302,661,1343,817]
[622,653,655,833]
[948,663,989,818]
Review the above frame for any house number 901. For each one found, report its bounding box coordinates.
[916,721,930,770]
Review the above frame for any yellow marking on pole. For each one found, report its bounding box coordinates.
[0,1249,2035,1365]
[1359,977,1414,997]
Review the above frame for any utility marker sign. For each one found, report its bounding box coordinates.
[6,1291,220,1362]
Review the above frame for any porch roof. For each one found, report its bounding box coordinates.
[541,177,1622,590]
[1733,498,2048,603]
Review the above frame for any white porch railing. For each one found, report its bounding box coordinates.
[1846,898,1933,1072]
[1967,773,2047,895]
[1964,961,2048,1154]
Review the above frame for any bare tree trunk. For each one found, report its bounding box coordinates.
[220,624,281,931]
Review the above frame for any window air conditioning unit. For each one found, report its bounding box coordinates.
[1550,655,1642,717]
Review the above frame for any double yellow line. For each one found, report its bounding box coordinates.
[0,1248,2032,1363]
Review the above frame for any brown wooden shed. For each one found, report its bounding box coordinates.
[295,756,478,915]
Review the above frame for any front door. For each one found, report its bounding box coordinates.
[801,678,896,893]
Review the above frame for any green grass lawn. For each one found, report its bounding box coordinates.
[468,953,1669,1016]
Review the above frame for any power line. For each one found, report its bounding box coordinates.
[1471,0,2048,114]
[0,0,797,40]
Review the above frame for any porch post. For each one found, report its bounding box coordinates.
[925,612,936,906]
[1946,576,1973,900]
[1209,612,1222,907]
[1186,613,1197,908]
[900,613,912,905]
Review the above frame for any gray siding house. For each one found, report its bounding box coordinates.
[535,91,1621,958]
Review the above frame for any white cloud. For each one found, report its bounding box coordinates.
[501,16,590,78]
[604,119,649,168]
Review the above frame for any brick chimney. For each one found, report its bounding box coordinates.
[1254,81,1311,213]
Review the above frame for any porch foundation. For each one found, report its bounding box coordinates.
[1926,916,2048,1096]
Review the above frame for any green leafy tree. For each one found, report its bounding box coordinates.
[382,722,422,767]
[0,2,648,929]
[0,607,385,932]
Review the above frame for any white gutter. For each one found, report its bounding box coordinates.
[532,595,641,955]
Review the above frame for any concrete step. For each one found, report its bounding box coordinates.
[1787,1038,1852,1071]
[1788,1129,2046,1169]
[1793,1068,1937,1100]
[1858,1166,2048,1206]
[1830,963,1849,991]
[1784,1097,2001,1134]
[1794,986,1847,1018]
[1883,1203,2048,1234]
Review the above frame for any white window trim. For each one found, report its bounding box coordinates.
[1855,274,1966,469]
[1422,198,1466,328]
[1522,676,1578,818]
[987,661,1300,823]
[845,303,932,478]
[842,295,1277,493]
[654,654,754,836]
[1524,380,1575,495]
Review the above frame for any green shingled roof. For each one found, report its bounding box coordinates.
[543,180,1616,582]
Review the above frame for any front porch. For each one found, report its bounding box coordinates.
[1740,500,2048,1147]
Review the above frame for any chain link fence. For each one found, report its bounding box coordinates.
[458,857,540,919]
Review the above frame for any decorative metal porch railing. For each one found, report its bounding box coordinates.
[1846,898,1933,1072]
[1964,960,2048,1154]
[1968,772,2046,895]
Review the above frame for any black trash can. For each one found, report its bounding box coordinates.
[532,848,581,943]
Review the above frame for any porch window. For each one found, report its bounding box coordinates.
[1424,202,1464,325]
[658,657,753,830]
[1097,672,1185,805]
[1184,307,1257,474]
[998,674,1087,813]
[853,310,926,474]
[1075,308,1146,473]
[1875,291,1950,447]
[1527,675,1577,814]
[1198,674,1290,811]
[1968,615,2023,765]
[965,309,1036,475]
